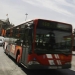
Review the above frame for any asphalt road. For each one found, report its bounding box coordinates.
[0,47,75,75]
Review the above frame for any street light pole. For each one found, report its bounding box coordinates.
[25,13,28,21]
[6,14,8,18]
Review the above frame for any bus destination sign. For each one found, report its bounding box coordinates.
[37,19,72,31]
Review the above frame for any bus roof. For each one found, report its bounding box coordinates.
[19,19,72,26]
[6,18,72,30]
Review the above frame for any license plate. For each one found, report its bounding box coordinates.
[49,66,62,69]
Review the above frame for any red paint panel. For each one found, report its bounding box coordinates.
[28,54,72,66]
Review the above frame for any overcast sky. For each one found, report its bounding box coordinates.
[0,0,75,29]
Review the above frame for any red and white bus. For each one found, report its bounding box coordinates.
[3,19,73,69]
[73,34,75,51]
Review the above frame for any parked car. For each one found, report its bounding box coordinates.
[0,36,4,46]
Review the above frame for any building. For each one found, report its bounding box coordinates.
[0,18,14,36]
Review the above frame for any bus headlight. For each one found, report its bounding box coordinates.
[28,61,40,65]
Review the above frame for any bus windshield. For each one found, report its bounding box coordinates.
[35,28,72,53]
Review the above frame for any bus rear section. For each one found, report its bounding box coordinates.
[3,19,72,69]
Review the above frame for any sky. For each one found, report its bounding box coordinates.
[0,0,75,29]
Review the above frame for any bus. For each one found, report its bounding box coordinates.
[3,19,73,69]
[73,34,75,51]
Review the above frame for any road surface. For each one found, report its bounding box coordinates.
[0,47,75,75]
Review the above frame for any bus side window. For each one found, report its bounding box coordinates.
[23,29,32,46]
[23,29,29,46]
[28,29,32,44]
[6,29,11,37]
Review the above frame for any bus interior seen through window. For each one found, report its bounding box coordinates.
[35,28,72,52]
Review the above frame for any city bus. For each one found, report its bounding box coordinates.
[73,34,75,51]
[3,19,73,69]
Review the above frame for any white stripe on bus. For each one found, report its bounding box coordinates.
[54,54,59,58]
[46,54,53,58]
[48,60,55,65]
[56,60,62,65]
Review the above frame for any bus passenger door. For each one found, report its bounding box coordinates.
[21,28,32,66]
[21,45,29,66]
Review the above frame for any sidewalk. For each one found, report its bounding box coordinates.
[71,55,75,71]
[72,51,75,55]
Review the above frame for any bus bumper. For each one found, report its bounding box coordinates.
[27,64,71,69]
